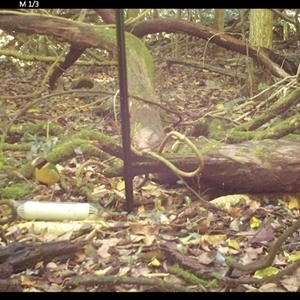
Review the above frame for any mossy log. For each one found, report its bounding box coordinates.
[103,138,300,194]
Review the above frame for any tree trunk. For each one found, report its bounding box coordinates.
[0,13,165,151]
[250,9,273,49]
[213,9,226,57]
[249,9,274,96]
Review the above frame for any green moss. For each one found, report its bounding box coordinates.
[198,139,222,155]
[79,184,95,202]
[24,122,63,136]
[1,183,33,199]
[252,140,276,161]
[207,119,227,140]
[125,31,154,77]
[284,134,300,141]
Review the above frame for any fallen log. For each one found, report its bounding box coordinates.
[0,240,87,274]
[104,139,300,193]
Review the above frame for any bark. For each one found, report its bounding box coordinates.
[250,9,273,49]
[0,278,22,292]
[94,9,116,24]
[104,139,300,194]
[213,9,226,56]
[49,46,85,90]
[0,240,87,274]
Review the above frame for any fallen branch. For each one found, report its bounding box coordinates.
[225,218,300,281]
[0,50,116,66]
[0,240,88,273]
[65,274,196,292]
[166,58,247,79]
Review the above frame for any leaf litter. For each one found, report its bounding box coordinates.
[1,36,300,292]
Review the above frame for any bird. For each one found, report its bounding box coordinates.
[32,157,60,199]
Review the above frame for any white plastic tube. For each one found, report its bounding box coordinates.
[17,201,98,221]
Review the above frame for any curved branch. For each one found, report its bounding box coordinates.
[131,18,289,78]
[94,9,116,24]
[270,9,296,25]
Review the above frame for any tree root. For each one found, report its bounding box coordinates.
[225,217,300,283]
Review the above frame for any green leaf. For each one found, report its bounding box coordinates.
[253,266,279,278]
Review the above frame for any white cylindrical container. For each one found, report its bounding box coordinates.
[17,201,98,221]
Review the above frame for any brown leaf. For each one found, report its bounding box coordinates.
[248,224,275,245]
[140,251,166,261]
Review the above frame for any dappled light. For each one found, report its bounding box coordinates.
[0,8,300,292]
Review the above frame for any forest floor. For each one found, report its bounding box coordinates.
[1,36,300,292]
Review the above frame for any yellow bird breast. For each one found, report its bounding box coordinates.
[35,163,60,187]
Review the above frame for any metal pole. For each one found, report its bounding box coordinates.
[115,9,134,212]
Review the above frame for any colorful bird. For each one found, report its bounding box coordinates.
[32,157,60,199]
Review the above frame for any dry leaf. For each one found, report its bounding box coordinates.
[248,224,275,244]
[280,275,300,292]
[140,251,166,261]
